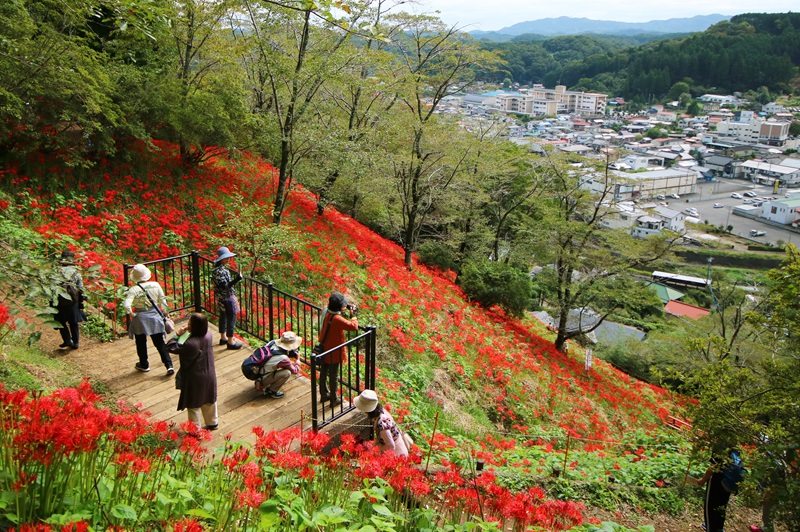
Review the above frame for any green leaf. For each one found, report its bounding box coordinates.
[110,504,137,521]
[371,504,392,516]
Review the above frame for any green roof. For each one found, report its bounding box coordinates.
[651,283,686,304]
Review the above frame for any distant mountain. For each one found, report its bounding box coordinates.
[471,14,730,40]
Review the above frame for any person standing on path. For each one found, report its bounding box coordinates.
[318,292,358,406]
[53,250,85,349]
[123,264,173,374]
[212,246,243,350]
[176,313,218,431]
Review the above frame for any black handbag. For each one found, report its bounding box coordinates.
[313,313,334,355]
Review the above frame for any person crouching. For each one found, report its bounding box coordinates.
[252,331,302,399]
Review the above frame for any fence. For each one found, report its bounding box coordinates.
[123,251,376,430]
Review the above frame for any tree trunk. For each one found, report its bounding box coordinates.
[272,136,291,225]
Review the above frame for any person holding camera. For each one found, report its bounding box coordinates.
[212,246,243,350]
[317,292,358,406]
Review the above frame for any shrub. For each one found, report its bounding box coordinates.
[458,259,532,317]
[416,241,459,272]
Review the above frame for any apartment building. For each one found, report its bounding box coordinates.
[495,85,607,117]
[715,118,791,146]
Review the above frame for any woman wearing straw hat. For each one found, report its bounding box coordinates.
[53,250,85,349]
[212,246,243,350]
[354,389,409,458]
[123,264,173,374]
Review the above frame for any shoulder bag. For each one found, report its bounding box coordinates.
[312,312,334,355]
[137,282,175,334]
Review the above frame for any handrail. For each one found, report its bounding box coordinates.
[123,251,376,431]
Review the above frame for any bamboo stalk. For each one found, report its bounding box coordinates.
[425,412,440,474]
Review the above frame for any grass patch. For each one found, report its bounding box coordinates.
[0,341,88,392]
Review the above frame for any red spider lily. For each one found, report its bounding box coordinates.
[171,518,206,532]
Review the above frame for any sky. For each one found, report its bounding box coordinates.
[418,0,797,32]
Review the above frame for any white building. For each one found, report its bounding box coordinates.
[761,197,800,225]
[652,205,686,233]
[495,85,607,117]
[632,215,666,238]
[715,118,791,146]
[741,160,800,186]
[762,102,786,114]
[605,168,697,201]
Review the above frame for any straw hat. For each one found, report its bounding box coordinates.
[354,389,379,413]
[275,331,303,351]
[130,264,152,283]
[214,246,236,263]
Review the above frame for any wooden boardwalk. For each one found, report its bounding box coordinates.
[63,322,354,449]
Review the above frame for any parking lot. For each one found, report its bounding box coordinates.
[661,179,799,247]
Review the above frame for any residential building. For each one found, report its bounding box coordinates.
[652,205,686,233]
[494,85,607,117]
[762,102,786,114]
[715,118,791,146]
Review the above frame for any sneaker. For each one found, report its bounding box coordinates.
[219,339,227,345]
[320,395,330,403]
[71,343,78,349]
[166,367,175,376]
[135,362,150,372]
[204,424,219,431]
[265,389,285,399]
[330,397,342,406]
[59,341,74,348]
[226,342,243,350]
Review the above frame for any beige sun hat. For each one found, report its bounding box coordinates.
[275,331,303,351]
[130,264,152,283]
[354,389,379,413]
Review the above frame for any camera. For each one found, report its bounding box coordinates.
[347,303,358,315]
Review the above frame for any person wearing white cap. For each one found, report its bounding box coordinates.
[354,389,409,458]
[123,263,173,374]
[212,246,243,349]
[249,331,302,399]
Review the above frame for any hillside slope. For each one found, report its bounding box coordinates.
[1,143,704,523]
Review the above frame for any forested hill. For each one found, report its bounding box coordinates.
[482,12,800,100]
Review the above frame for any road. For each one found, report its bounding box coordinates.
[664,179,799,247]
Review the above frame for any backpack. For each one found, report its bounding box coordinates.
[241,341,282,380]
[720,450,746,494]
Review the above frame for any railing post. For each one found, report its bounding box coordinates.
[191,251,202,313]
[123,263,131,329]
[365,325,377,391]
[267,282,274,341]
[310,355,318,431]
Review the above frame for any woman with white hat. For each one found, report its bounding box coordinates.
[212,246,243,350]
[354,389,409,458]
[123,263,173,374]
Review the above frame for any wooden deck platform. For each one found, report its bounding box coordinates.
[63,322,354,449]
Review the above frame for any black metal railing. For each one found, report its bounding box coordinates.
[123,252,376,430]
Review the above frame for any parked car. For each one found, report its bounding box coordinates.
[743,191,757,197]
[668,193,680,199]
[684,208,698,215]
[656,194,666,200]
[731,193,743,199]
[750,230,766,237]
[713,203,723,208]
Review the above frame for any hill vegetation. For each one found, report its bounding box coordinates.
[481,13,800,100]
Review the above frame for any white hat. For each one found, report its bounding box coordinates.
[214,246,236,263]
[275,331,302,351]
[130,264,152,283]
[354,389,379,413]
